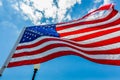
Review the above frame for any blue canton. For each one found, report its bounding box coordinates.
[20,24,59,43]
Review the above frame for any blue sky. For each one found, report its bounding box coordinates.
[0,0,120,80]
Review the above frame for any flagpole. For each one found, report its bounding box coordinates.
[32,69,38,80]
[0,27,26,76]
[32,64,40,80]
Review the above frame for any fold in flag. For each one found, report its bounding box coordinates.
[8,4,120,67]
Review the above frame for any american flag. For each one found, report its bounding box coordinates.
[8,4,120,67]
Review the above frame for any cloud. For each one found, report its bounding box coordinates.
[87,0,113,21]
[57,0,81,22]
[10,0,81,24]
[94,0,113,5]
[0,1,2,6]
[20,2,43,25]
[103,0,112,4]
[94,0,102,3]
[0,21,20,35]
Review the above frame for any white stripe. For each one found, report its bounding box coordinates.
[62,24,120,39]
[78,30,120,44]
[57,13,120,33]
[15,38,120,54]
[11,47,120,63]
[57,9,113,27]
[18,36,50,46]
[17,29,120,51]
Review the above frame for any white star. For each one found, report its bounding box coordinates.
[32,34,34,36]
[29,33,31,35]
[22,39,25,41]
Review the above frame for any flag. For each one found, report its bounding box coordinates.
[7,4,120,67]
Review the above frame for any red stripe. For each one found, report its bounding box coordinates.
[98,4,114,10]
[56,4,114,26]
[16,38,50,50]
[13,42,120,58]
[56,10,117,31]
[8,50,120,67]
[80,4,114,19]
[59,18,120,37]
[82,36,120,47]
[71,26,120,41]
[8,51,78,67]
[13,38,120,58]
[16,35,120,55]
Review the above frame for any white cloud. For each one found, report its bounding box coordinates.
[19,2,43,25]
[30,0,57,19]
[94,0,112,5]
[103,0,112,4]
[0,21,20,35]
[87,0,113,21]
[85,11,106,21]
[57,0,81,22]
[0,1,2,6]
[94,0,102,3]
[10,0,81,24]
[65,14,72,21]
[11,3,19,11]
